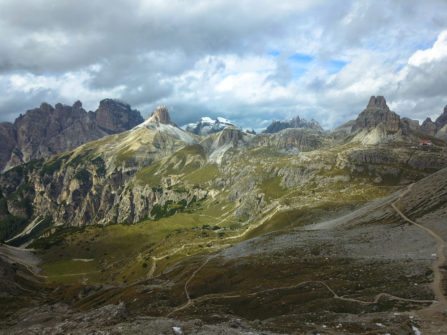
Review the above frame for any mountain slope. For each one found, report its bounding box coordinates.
[1,101,447,247]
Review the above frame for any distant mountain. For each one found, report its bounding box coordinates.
[420,106,447,140]
[0,99,143,171]
[263,116,323,134]
[184,116,236,135]
[352,96,401,133]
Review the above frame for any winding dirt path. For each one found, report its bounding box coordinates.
[168,183,447,317]
[391,183,447,310]
[168,279,434,316]
[146,203,282,279]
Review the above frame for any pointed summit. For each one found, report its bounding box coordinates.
[366,96,389,111]
[435,105,447,129]
[352,96,400,133]
[147,105,173,125]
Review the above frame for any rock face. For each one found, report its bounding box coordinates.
[264,116,323,134]
[421,118,437,136]
[0,123,17,170]
[0,100,143,171]
[418,105,447,139]
[147,106,173,125]
[400,117,420,134]
[352,96,401,133]
[435,105,447,129]
[254,128,327,152]
[95,99,143,133]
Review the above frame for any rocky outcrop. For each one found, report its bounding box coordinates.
[400,117,420,134]
[0,100,143,171]
[264,116,323,134]
[435,105,447,129]
[217,128,245,147]
[432,106,447,140]
[95,99,143,133]
[436,124,447,141]
[254,128,327,152]
[420,118,437,136]
[352,96,400,133]
[419,105,447,139]
[146,106,173,125]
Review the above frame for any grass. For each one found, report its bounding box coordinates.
[182,164,220,185]
[36,203,239,284]
[135,145,209,186]
[135,162,163,185]
[260,176,286,201]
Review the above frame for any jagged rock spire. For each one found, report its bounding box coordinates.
[147,105,173,125]
[352,96,400,133]
[366,96,389,111]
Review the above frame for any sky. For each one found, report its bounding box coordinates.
[1,0,447,130]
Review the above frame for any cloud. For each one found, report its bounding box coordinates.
[0,0,447,129]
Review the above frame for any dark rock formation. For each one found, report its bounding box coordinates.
[352,96,400,133]
[96,99,143,133]
[254,128,327,152]
[0,100,143,171]
[217,128,244,147]
[435,105,447,130]
[400,117,420,135]
[263,116,323,134]
[420,118,437,136]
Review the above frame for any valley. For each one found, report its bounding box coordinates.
[1,97,447,334]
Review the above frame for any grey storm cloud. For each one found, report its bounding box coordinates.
[1,0,447,128]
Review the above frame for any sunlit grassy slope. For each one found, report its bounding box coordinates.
[34,140,430,286]
[37,197,239,284]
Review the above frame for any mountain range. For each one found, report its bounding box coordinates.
[1,95,447,334]
[0,99,143,171]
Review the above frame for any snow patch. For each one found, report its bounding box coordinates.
[412,325,422,335]
[183,116,236,135]
[172,326,183,335]
[200,116,215,124]
[216,116,232,124]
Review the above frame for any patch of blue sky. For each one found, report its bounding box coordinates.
[286,53,314,78]
[288,53,314,63]
[290,66,308,78]
[325,59,348,74]
[268,50,281,57]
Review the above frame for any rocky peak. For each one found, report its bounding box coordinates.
[147,105,173,125]
[263,116,323,134]
[217,128,244,147]
[0,99,144,171]
[400,117,420,134]
[184,116,235,135]
[352,96,400,133]
[421,117,437,136]
[366,96,389,110]
[435,105,447,129]
[96,99,144,133]
[73,100,83,109]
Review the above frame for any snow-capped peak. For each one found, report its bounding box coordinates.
[184,116,237,135]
